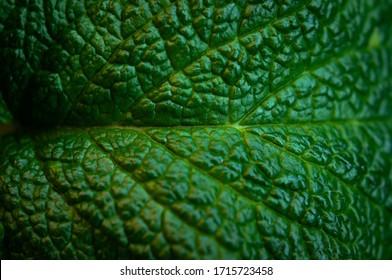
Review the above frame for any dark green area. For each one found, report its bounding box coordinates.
[0,92,13,126]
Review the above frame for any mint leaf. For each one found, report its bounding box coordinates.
[1,124,391,259]
[1,0,392,259]
[2,0,391,126]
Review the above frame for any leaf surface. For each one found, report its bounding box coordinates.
[0,0,392,259]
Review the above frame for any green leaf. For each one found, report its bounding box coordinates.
[1,124,392,259]
[1,0,392,259]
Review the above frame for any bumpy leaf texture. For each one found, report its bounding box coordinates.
[0,0,392,259]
